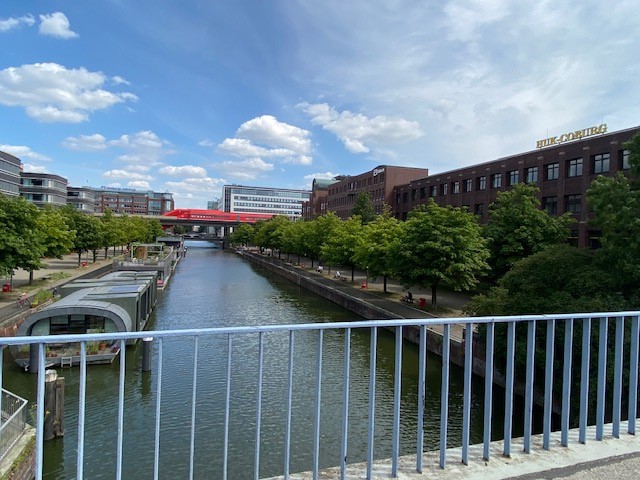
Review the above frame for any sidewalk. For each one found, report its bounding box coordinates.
[0,251,118,327]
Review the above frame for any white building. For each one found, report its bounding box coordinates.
[221,185,311,219]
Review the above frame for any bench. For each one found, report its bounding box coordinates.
[401,294,414,303]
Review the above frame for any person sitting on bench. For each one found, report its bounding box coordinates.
[402,291,413,303]
[334,271,341,279]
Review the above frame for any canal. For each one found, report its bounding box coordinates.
[3,242,515,479]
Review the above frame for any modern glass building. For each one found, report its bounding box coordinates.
[0,150,22,197]
[92,187,174,215]
[221,185,311,219]
[20,172,68,207]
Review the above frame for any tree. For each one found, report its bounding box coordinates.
[465,244,622,316]
[253,216,290,254]
[351,191,376,224]
[227,223,255,247]
[388,201,489,308]
[61,206,103,266]
[586,131,640,302]
[303,212,341,268]
[0,195,46,285]
[37,205,75,263]
[483,183,574,279]
[321,216,363,281]
[353,211,401,292]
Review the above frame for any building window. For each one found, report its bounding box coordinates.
[464,178,473,192]
[508,170,519,186]
[546,162,559,180]
[565,194,582,213]
[411,189,417,200]
[592,153,610,174]
[567,158,583,177]
[525,166,539,183]
[542,196,557,214]
[419,187,426,199]
[474,203,484,216]
[396,193,401,204]
[476,176,486,191]
[429,186,437,197]
[621,149,630,170]
[402,192,408,203]
[491,173,502,189]
[452,181,460,194]
[440,183,448,195]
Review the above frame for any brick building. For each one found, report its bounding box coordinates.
[392,125,639,247]
[323,165,429,219]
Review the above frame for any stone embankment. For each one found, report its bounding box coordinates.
[239,250,554,412]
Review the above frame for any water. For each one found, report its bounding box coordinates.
[2,242,511,479]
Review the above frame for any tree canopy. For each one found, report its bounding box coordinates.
[483,183,574,278]
[388,201,489,307]
[351,191,376,224]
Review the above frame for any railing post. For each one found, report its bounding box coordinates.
[503,321,515,457]
[561,318,573,447]
[367,327,378,480]
[313,330,324,479]
[629,316,639,435]
[596,317,608,441]
[579,318,591,444]
[612,316,624,438]
[285,331,294,480]
[523,320,536,453]
[461,322,473,464]
[392,326,403,477]
[483,322,494,461]
[416,325,427,473]
[340,329,351,480]
[543,319,555,450]
[439,324,450,469]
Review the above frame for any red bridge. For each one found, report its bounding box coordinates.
[161,209,274,226]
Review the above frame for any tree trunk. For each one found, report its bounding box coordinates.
[431,281,439,308]
[77,251,82,267]
[29,269,34,285]
[383,275,388,293]
[92,250,97,262]
[351,265,355,282]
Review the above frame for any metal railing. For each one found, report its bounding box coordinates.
[1,311,639,479]
[0,388,29,462]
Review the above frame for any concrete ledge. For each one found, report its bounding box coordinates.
[265,421,640,479]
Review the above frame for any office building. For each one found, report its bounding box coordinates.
[221,185,310,219]
[20,172,68,207]
[0,150,22,197]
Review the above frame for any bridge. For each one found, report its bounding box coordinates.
[160,209,274,229]
[3,310,640,479]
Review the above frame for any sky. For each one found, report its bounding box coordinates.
[1,1,638,209]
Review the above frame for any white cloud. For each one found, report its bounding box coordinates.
[127,181,151,189]
[165,177,226,193]
[22,163,47,173]
[298,102,423,154]
[112,76,131,86]
[62,134,107,151]
[218,158,274,180]
[303,172,339,182]
[0,15,35,32]
[217,115,313,166]
[236,115,312,155]
[0,144,51,161]
[159,165,207,177]
[38,12,78,39]
[0,63,137,123]
[198,139,215,147]
[103,170,153,181]
[110,130,166,150]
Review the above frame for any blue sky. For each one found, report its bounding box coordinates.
[1,1,638,209]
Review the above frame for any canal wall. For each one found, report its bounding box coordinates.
[240,251,554,413]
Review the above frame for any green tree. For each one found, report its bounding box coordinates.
[37,206,75,259]
[483,183,574,278]
[227,224,255,247]
[351,191,376,224]
[388,201,489,308]
[0,195,46,285]
[353,212,401,292]
[321,216,363,281]
[465,245,622,316]
[303,212,341,268]
[253,216,290,254]
[61,206,103,266]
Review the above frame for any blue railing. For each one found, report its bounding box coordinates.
[1,311,639,479]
